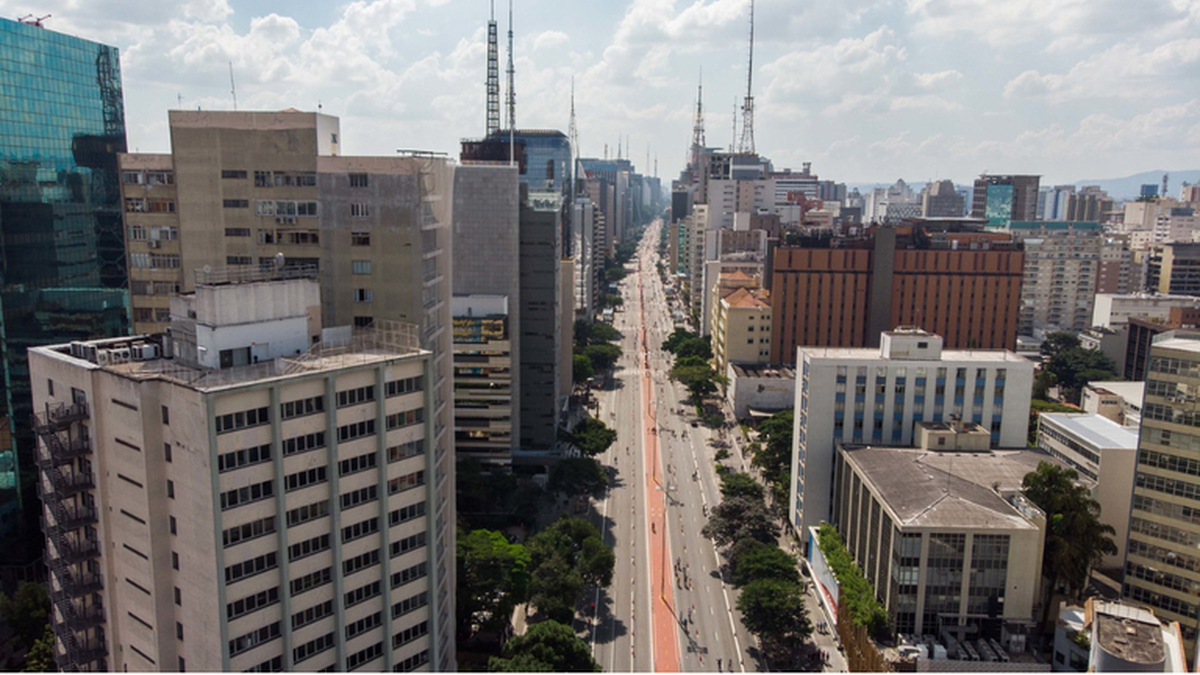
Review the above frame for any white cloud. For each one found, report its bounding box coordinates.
[533,30,569,51]
[912,69,961,90]
[1003,38,1200,102]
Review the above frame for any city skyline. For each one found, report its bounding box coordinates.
[2,0,1197,184]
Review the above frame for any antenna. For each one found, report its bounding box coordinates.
[568,76,579,187]
[505,0,516,132]
[177,93,183,108]
[689,69,706,172]
[229,62,238,111]
[730,98,738,153]
[738,0,756,154]
[486,0,500,135]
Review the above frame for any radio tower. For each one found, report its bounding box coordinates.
[568,76,578,191]
[486,1,500,135]
[689,69,706,172]
[738,0,756,155]
[505,0,516,132]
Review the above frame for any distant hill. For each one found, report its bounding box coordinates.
[1071,170,1200,202]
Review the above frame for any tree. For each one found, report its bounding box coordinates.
[670,362,720,402]
[568,418,617,457]
[753,410,794,506]
[701,495,778,548]
[22,624,55,673]
[675,337,713,361]
[547,457,607,496]
[525,517,613,623]
[1040,331,1081,360]
[0,582,49,645]
[719,472,765,502]
[488,619,601,672]
[736,579,811,657]
[583,343,622,372]
[729,539,799,587]
[1044,347,1118,404]
[572,354,594,384]
[574,320,621,348]
[674,355,708,369]
[1029,399,1077,446]
[457,529,531,637]
[602,294,624,309]
[1022,462,1117,601]
[662,328,700,354]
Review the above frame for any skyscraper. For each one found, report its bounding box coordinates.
[1123,333,1200,656]
[0,18,131,540]
[30,272,450,671]
[970,175,1040,228]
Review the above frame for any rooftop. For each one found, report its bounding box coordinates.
[1086,381,1145,409]
[731,363,795,379]
[1039,413,1139,451]
[802,346,1029,363]
[1093,602,1166,666]
[840,445,1067,530]
[723,287,770,310]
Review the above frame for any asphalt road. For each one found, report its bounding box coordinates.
[584,223,760,672]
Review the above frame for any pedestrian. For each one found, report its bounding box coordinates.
[717,658,722,671]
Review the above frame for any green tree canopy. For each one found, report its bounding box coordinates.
[572,354,594,384]
[568,418,618,457]
[752,410,794,506]
[674,355,708,369]
[1044,347,1118,405]
[457,529,532,637]
[0,582,49,645]
[525,517,614,623]
[675,337,713,361]
[1022,461,1117,600]
[719,472,766,502]
[583,343,622,372]
[701,495,778,548]
[729,539,799,587]
[547,457,608,497]
[662,328,700,354]
[22,624,55,673]
[574,320,622,348]
[488,619,601,672]
[736,579,811,656]
[1039,331,1082,359]
[816,524,889,633]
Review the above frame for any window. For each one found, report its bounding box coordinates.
[175,587,182,605]
[349,173,369,188]
[224,199,250,209]
[172,551,179,570]
[354,316,374,328]
[292,600,333,630]
[340,452,377,477]
[344,580,381,607]
[352,231,371,246]
[338,419,376,443]
[390,501,426,527]
[222,169,248,179]
[230,621,279,656]
[342,517,379,543]
[164,442,172,463]
[388,440,424,463]
[385,376,423,397]
[396,650,430,672]
[225,552,278,584]
[220,480,274,510]
[344,550,381,576]
[390,531,427,558]
[176,621,184,641]
[347,641,383,670]
[254,171,272,187]
[167,480,175,499]
[352,260,372,275]
[288,534,331,562]
[351,203,371,217]
[215,406,270,434]
[354,288,373,303]
[223,516,276,547]
[341,485,378,510]
[227,255,253,265]
[337,385,375,408]
[290,567,332,596]
[386,408,424,430]
[123,170,143,184]
[281,395,324,420]
[293,632,336,664]
[391,561,428,589]
[218,443,272,472]
[285,467,328,492]
[170,516,177,535]
[393,621,429,649]
[287,500,330,527]
[388,470,425,495]
[391,590,429,618]
[282,431,326,456]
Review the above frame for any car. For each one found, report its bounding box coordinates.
[691,420,699,428]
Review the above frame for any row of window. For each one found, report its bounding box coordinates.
[281,395,324,420]
[294,632,336,664]
[226,552,277,585]
[347,612,383,641]
[286,466,327,493]
[343,517,379,543]
[124,198,176,213]
[218,443,271,473]
[338,385,375,408]
[287,500,330,528]
[291,567,333,596]
[216,406,270,434]
[347,641,384,670]
[130,253,181,269]
[344,549,381,577]
[345,580,381,607]
[221,480,273,511]
[128,224,178,241]
[230,621,280,657]
[255,200,319,217]
[123,170,174,185]
[342,485,378,510]
[223,516,276,548]
[227,587,279,621]
[288,534,331,562]
[293,600,334,631]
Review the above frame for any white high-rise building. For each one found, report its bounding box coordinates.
[30,271,451,672]
[791,329,1034,549]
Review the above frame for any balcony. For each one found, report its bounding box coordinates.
[45,504,98,534]
[49,539,101,567]
[33,402,89,434]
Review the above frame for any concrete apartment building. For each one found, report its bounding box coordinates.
[1035,413,1137,569]
[1098,236,1136,295]
[830,424,1048,637]
[769,225,1024,364]
[1145,243,1200,296]
[711,287,771,377]
[1082,381,1144,428]
[792,329,1034,545]
[451,295,513,466]
[1093,293,1200,329]
[920,179,965,218]
[1008,221,1103,335]
[1123,334,1200,651]
[30,271,451,672]
[1125,310,1200,381]
[517,188,564,452]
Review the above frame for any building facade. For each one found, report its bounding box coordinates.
[770,226,1024,364]
[712,287,771,376]
[452,295,513,466]
[0,19,131,538]
[1008,221,1102,335]
[971,175,1040,228]
[29,272,452,672]
[792,330,1034,544]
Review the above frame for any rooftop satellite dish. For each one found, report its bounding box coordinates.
[275,252,286,269]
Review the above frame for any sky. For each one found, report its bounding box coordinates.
[5,0,1200,186]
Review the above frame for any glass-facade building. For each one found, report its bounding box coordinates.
[0,19,129,539]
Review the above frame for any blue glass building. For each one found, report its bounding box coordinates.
[0,19,129,540]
